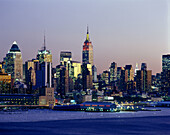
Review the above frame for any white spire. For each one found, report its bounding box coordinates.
[13,41,17,45]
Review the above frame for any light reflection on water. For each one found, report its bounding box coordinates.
[0,107,170,122]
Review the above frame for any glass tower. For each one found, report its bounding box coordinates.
[3,41,23,81]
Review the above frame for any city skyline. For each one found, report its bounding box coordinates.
[0,0,169,74]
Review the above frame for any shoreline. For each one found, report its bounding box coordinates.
[1,107,170,123]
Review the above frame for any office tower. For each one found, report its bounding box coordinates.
[36,35,52,63]
[82,26,93,66]
[36,62,52,89]
[3,41,23,81]
[92,65,97,82]
[109,62,117,83]
[0,72,11,94]
[60,51,72,65]
[60,51,75,91]
[125,65,134,82]
[161,54,170,91]
[55,65,68,96]
[101,70,110,86]
[82,63,93,91]
[0,62,5,73]
[136,63,152,92]
[117,67,124,90]
[141,63,147,71]
[25,59,39,91]
[72,61,81,78]
[120,69,126,91]
[134,63,139,76]
[117,67,124,81]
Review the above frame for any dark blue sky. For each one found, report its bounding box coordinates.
[0,0,169,74]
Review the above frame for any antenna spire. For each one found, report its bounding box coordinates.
[87,25,89,34]
[86,25,90,41]
[43,31,46,50]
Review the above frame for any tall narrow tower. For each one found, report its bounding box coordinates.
[82,26,93,66]
[36,34,52,63]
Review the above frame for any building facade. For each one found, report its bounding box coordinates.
[82,27,93,66]
[3,41,23,81]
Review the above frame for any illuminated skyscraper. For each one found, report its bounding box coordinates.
[82,26,93,66]
[161,54,170,91]
[109,62,117,83]
[136,63,152,92]
[37,35,52,63]
[134,63,139,76]
[3,41,23,81]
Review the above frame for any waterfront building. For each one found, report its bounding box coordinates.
[39,87,55,106]
[3,41,23,81]
[0,94,39,105]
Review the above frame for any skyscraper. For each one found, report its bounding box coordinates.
[125,65,134,82]
[37,35,52,63]
[109,62,117,83]
[134,63,139,76]
[3,41,23,81]
[82,63,93,91]
[60,51,72,64]
[82,26,93,66]
[161,54,170,91]
[136,63,152,92]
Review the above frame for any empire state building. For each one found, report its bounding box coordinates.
[82,27,93,66]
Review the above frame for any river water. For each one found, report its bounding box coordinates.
[0,108,170,134]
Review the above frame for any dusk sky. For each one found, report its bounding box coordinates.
[0,0,169,75]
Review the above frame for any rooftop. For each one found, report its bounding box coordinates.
[10,41,21,52]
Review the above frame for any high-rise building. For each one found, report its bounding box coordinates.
[60,51,72,65]
[134,63,139,76]
[72,61,81,78]
[3,41,23,81]
[36,62,52,89]
[141,63,147,71]
[117,67,124,90]
[82,26,93,66]
[161,54,170,91]
[82,63,93,91]
[92,65,97,82]
[125,65,134,82]
[36,35,52,63]
[101,70,110,86]
[25,59,39,91]
[109,62,117,83]
[136,63,152,92]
